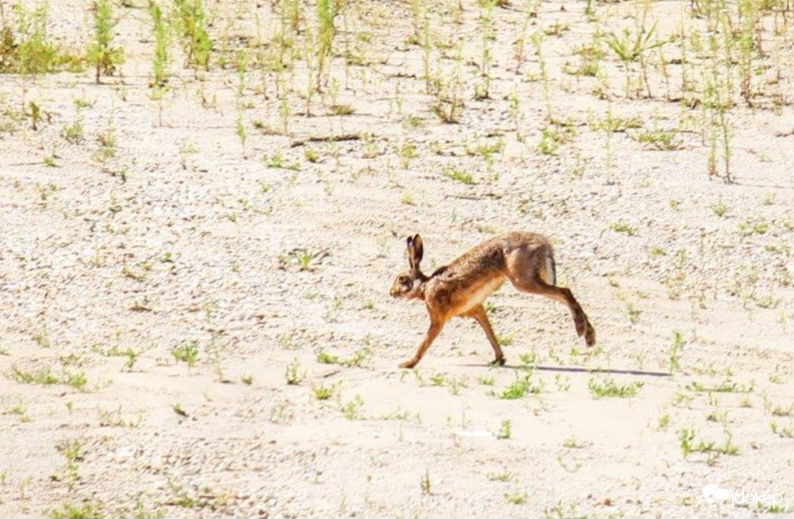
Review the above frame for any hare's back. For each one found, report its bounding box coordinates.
[501,231,552,253]
[446,232,550,268]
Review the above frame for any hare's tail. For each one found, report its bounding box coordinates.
[543,251,557,286]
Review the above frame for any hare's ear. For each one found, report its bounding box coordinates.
[411,234,424,267]
[406,235,415,269]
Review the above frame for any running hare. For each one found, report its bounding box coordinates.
[390,232,596,368]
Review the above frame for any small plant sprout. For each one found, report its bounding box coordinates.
[420,469,431,495]
[504,489,528,505]
[554,374,571,392]
[293,249,323,271]
[342,395,364,419]
[478,375,495,386]
[655,412,672,431]
[487,470,514,482]
[495,419,512,439]
[312,382,338,401]
[770,421,794,438]
[236,113,247,158]
[172,341,199,368]
[670,330,686,372]
[686,379,754,393]
[563,437,586,449]
[172,402,188,417]
[603,5,665,98]
[316,350,340,365]
[51,502,103,519]
[678,427,738,460]
[611,221,638,236]
[443,167,475,185]
[500,373,543,399]
[285,358,305,385]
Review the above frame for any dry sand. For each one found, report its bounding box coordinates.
[0,0,792,517]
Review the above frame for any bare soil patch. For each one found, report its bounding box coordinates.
[0,0,792,517]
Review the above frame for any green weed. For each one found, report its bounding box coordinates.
[588,377,644,398]
[148,1,169,87]
[495,419,512,439]
[174,0,212,71]
[86,0,123,83]
[686,379,754,393]
[51,502,103,519]
[442,167,475,185]
[171,342,199,368]
[285,358,305,385]
[499,373,543,399]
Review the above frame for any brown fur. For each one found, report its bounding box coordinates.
[390,232,596,369]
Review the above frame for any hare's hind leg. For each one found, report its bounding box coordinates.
[464,305,505,366]
[399,319,445,369]
[508,273,596,347]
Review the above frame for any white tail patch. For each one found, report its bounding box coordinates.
[544,255,556,285]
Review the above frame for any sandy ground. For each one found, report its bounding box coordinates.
[0,0,793,517]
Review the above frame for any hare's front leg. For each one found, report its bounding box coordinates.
[464,305,505,366]
[399,320,445,369]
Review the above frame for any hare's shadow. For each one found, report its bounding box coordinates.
[460,363,671,378]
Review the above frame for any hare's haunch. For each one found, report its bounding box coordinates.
[390,232,596,369]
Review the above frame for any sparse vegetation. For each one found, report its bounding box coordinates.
[0,0,791,514]
[341,394,364,420]
[770,421,794,438]
[679,426,739,459]
[611,221,638,236]
[0,3,82,75]
[11,366,87,391]
[86,0,123,83]
[495,419,512,440]
[443,167,475,185]
[315,347,371,368]
[504,489,527,505]
[312,382,337,400]
[686,379,754,394]
[51,501,104,519]
[669,330,686,372]
[173,0,212,72]
[487,470,514,482]
[285,358,305,386]
[148,1,169,88]
[499,373,543,399]
[588,377,644,398]
[171,341,199,368]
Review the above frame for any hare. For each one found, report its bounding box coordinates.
[390,232,596,369]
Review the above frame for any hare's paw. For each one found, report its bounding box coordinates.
[399,359,418,369]
[489,356,506,367]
